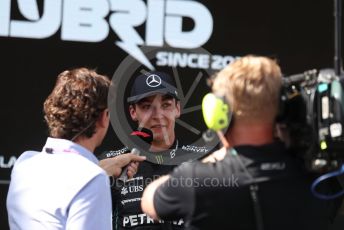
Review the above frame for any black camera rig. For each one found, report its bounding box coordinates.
[278,0,344,173]
[279,69,344,172]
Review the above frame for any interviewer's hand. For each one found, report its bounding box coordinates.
[99,153,146,177]
[202,147,227,163]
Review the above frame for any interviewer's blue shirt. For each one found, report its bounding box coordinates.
[7,137,112,230]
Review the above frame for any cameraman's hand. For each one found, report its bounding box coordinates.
[99,153,146,177]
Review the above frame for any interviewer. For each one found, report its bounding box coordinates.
[7,68,145,230]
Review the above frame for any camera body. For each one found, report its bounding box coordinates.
[278,69,344,173]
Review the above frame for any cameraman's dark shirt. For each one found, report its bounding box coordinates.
[154,141,339,230]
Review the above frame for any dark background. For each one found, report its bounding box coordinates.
[1,0,344,229]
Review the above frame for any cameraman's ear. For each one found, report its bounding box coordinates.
[274,123,290,146]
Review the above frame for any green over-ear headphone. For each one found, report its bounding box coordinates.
[202,93,232,131]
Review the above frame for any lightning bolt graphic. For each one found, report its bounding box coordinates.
[116,41,155,71]
[110,0,155,70]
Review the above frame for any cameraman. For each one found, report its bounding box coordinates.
[141,55,339,230]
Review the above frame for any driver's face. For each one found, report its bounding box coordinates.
[129,94,180,145]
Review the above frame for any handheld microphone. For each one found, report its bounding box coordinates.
[117,148,141,182]
[117,128,153,182]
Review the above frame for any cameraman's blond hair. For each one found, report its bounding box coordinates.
[212,55,282,124]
